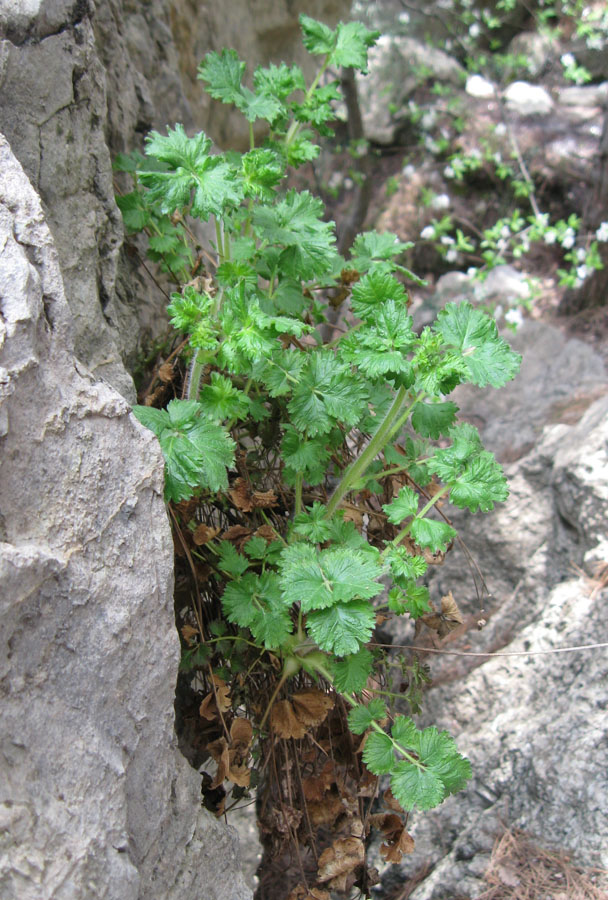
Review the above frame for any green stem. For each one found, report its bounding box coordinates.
[249,121,255,151]
[187,349,207,401]
[295,472,303,516]
[215,217,224,263]
[326,387,426,519]
[285,54,331,148]
[389,484,451,547]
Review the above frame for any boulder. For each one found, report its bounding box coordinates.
[0,135,251,900]
[357,35,464,144]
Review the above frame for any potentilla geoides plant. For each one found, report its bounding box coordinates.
[119,15,521,832]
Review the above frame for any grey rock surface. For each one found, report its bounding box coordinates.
[0,136,251,900]
[357,34,464,144]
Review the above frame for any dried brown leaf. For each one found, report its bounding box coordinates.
[192,523,220,546]
[227,761,251,788]
[210,675,231,713]
[229,478,254,512]
[383,787,403,813]
[255,524,279,542]
[291,690,334,727]
[252,489,278,508]
[287,885,330,900]
[181,624,199,646]
[230,717,253,749]
[422,590,463,638]
[221,524,253,548]
[270,700,308,739]
[307,792,344,826]
[317,836,364,883]
[158,361,175,383]
[207,737,229,788]
[199,692,218,721]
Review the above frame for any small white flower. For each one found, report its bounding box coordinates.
[501,225,511,239]
[586,35,604,51]
[421,110,437,130]
[470,148,482,160]
[577,264,589,280]
[561,228,576,249]
[424,136,440,154]
[496,238,508,253]
[505,307,524,328]
[398,10,410,23]
[467,267,478,278]
[432,193,451,210]
[535,213,549,228]
[576,247,587,262]
[521,239,530,253]
[440,235,455,246]
[561,52,576,68]
[402,163,416,178]
[420,225,436,240]
[444,165,455,179]
[446,248,458,262]
[494,304,504,320]
[344,177,353,190]
[469,23,481,38]
[543,230,557,244]
[494,123,507,137]
[596,221,608,242]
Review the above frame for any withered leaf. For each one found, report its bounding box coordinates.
[221,524,253,548]
[229,477,254,512]
[422,590,464,638]
[255,524,279,542]
[207,737,230,788]
[199,692,218,721]
[380,828,415,864]
[252,489,278,508]
[270,700,308,740]
[287,885,330,900]
[302,761,337,802]
[383,787,403,813]
[307,792,344,826]
[230,717,253,749]
[158,361,175,383]
[181,624,199,645]
[210,674,231,712]
[291,690,334,727]
[317,836,365,883]
[192,523,220,545]
[227,760,251,788]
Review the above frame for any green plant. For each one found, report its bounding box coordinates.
[120,14,522,886]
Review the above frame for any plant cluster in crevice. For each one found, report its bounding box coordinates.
[116,15,521,899]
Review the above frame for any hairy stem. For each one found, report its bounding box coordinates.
[325,388,425,518]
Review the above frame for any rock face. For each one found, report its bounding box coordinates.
[379,326,608,897]
[0,0,350,400]
[0,136,251,899]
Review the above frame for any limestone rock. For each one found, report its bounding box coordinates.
[357,34,464,144]
[0,136,251,900]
